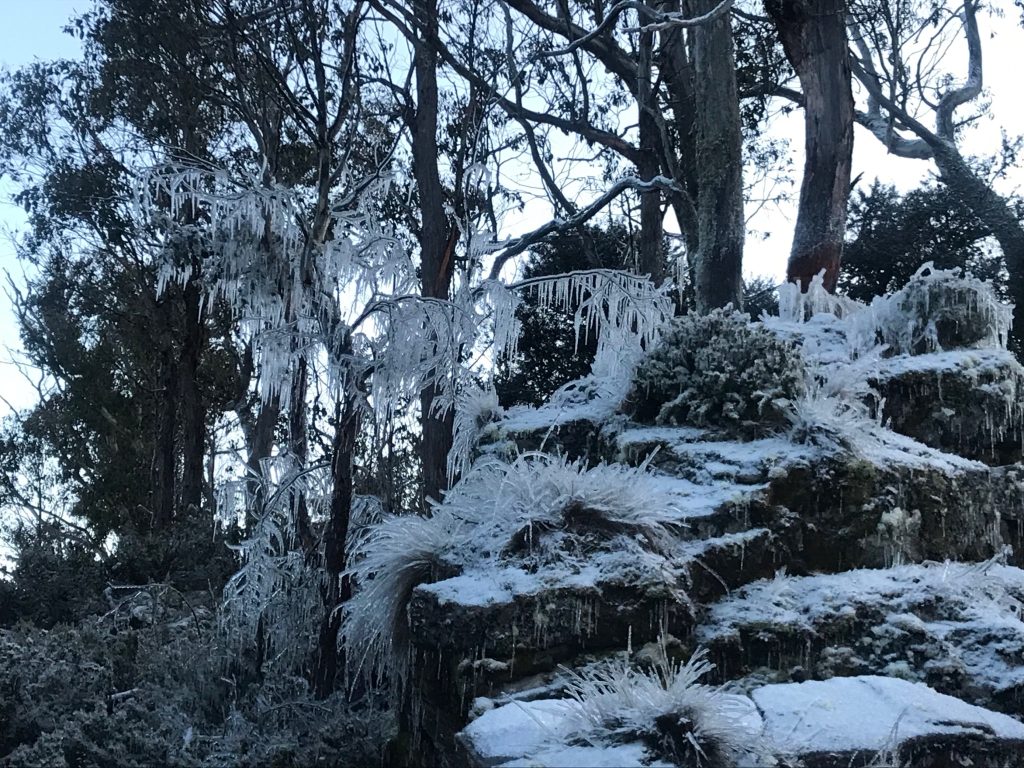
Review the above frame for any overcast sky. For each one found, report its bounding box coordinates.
[1,1,1023,418]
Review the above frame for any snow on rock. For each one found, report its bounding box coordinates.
[460,699,579,766]
[699,561,1024,714]
[499,743,659,768]
[460,696,669,767]
[870,349,1024,465]
[458,687,761,768]
[753,675,1024,758]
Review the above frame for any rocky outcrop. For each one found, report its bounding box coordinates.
[870,350,1024,465]
[698,562,1024,717]
[382,272,1024,767]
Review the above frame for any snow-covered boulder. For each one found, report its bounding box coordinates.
[754,676,1024,767]
[869,349,1024,465]
[699,561,1024,717]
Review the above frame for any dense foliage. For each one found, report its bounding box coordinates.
[628,309,805,432]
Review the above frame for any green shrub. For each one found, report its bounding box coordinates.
[628,309,805,433]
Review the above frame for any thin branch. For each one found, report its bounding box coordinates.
[487,175,683,278]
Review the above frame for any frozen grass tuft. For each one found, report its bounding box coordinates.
[448,384,503,484]
[787,381,878,453]
[561,645,765,766]
[341,453,688,693]
[341,508,463,692]
[441,453,686,557]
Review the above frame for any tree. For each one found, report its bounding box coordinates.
[418,0,751,311]
[840,181,1005,301]
[0,16,237,544]
[764,0,854,291]
[848,0,1024,347]
[495,226,633,407]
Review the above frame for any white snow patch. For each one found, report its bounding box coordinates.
[754,676,1024,755]
[873,348,1019,380]
[461,699,578,765]
[499,743,658,768]
[419,567,541,607]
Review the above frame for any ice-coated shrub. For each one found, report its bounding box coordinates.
[0,588,392,768]
[561,646,764,767]
[872,263,1012,355]
[628,308,805,432]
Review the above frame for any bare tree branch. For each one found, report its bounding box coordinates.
[487,175,683,279]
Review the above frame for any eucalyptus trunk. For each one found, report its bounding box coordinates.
[687,0,745,312]
[766,0,854,291]
[412,0,457,505]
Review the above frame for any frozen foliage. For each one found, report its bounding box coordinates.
[774,263,1012,362]
[436,453,685,560]
[560,647,765,766]
[777,272,864,323]
[0,600,392,768]
[511,269,672,359]
[218,458,333,673]
[872,263,1012,355]
[448,384,503,483]
[767,266,1018,462]
[341,453,687,688]
[500,369,633,436]
[629,309,805,433]
[786,380,879,452]
[342,508,463,691]
[144,163,675,496]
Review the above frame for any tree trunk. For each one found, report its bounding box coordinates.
[313,337,360,698]
[932,144,1024,351]
[151,301,177,529]
[686,0,745,312]
[637,19,665,284]
[412,0,457,506]
[766,0,854,292]
[178,274,206,515]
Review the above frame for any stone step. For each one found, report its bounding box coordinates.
[870,349,1024,466]
[457,675,1024,768]
[695,561,1024,718]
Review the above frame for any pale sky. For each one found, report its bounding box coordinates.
[0,1,1022,418]
[0,0,83,415]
